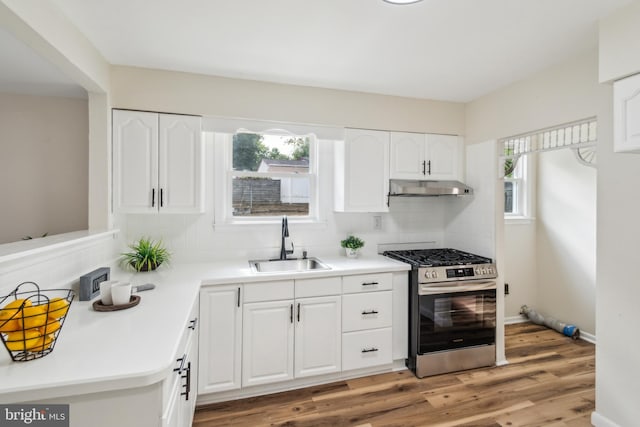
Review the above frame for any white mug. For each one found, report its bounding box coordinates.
[99,280,119,305]
[111,282,132,306]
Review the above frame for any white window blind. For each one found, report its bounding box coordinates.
[501,117,597,158]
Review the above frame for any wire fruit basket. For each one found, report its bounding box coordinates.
[0,281,75,362]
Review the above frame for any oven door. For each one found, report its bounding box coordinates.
[417,280,496,354]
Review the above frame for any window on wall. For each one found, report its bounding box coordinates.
[227,131,316,219]
[504,155,527,216]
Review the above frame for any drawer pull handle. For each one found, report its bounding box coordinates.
[362,282,379,286]
[452,338,464,343]
[188,318,198,330]
[361,347,379,353]
[174,354,186,372]
[361,310,379,315]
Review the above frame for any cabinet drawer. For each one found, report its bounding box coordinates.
[342,328,392,371]
[342,292,392,332]
[295,277,341,298]
[243,280,294,303]
[342,273,392,294]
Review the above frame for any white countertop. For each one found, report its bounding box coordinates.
[0,255,409,403]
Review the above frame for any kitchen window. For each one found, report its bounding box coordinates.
[504,154,527,217]
[212,129,319,224]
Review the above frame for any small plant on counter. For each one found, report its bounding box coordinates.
[341,235,364,258]
[120,237,171,272]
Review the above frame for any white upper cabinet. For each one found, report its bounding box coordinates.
[113,109,204,213]
[390,132,426,179]
[614,73,640,153]
[390,132,462,181]
[334,129,389,212]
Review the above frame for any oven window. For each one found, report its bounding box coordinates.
[419,290,496,353]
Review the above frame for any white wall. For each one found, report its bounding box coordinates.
[110,66,465,136]
[0,93,88,244]
[119,136,450,261]
[465,50,604,340]
[594,4,640,425]
[504,221,537,319]
[599,1,640,82]
[108,64,467,261]
[537,149,596,336]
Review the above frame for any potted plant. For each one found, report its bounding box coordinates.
[120,237,171,272]
[340,235,365,258]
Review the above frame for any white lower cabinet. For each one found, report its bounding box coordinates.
[162,297,199,427]
[294,295,342,378]
[198,272,404,401]
[198,285,242,394]
[342,328,393,371]
[341,274,394,371]
[242,279,342,387]
[242,299,295,387]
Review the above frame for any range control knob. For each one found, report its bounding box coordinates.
[431,271,438,279]
[424,271,431,279]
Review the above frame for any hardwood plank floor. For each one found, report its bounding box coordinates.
[194,323,595,427]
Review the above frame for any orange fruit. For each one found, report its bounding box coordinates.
[0,319,21,333]
[39,319,61,335]
[19,305,48,330]
[46,298,69,319]
[0,299,32,321]
[5,329,41,351]
[30,334,55,352]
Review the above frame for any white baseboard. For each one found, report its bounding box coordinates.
[580,330,596,344]
[591,411,621,427]
[504,315,528,324]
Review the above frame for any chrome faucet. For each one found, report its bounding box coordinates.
[279,216,294,260]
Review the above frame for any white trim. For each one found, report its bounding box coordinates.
[504,315,529,325]
[0,229,118,265]
[505,216,536,225]
[203,116,345,140]
[580,330,596,344]
[591,411,622,427]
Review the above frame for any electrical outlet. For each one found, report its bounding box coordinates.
[373,215,382,230]
[504,283,510,295]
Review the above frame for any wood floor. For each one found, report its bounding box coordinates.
[193,323,595,427]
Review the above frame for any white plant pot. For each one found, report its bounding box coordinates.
[345,248,360,258]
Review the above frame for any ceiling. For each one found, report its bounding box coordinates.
[3,0,633,102]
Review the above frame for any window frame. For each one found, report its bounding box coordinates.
[504,154,533,221]
[213,131,320,226]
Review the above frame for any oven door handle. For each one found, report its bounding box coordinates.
[419,280,496,295]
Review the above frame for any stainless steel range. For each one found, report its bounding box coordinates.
[383,248,497,378]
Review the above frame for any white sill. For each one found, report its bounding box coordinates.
[212,219,328,232]
[504,216,535,225]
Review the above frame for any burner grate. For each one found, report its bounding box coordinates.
[383,248,491,267]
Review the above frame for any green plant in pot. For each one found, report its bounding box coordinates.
[120,237,171,272]
[340,235,364,258]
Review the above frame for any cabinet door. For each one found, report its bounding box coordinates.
[112,110,159,213]
[425,134,461,180]
[614,73,640,153]
[335,129,389,212]
[390,132,426,179]
[158,114,203,213]
[181,315,199,427]
[242,300,294,387]
[294,296,341,378]
[199,286,242,394]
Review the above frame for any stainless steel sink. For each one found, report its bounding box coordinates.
[249,257,331,273]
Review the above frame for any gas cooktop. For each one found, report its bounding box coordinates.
[383,248,492,267]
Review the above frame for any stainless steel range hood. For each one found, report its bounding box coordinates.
[389,179,473,197]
